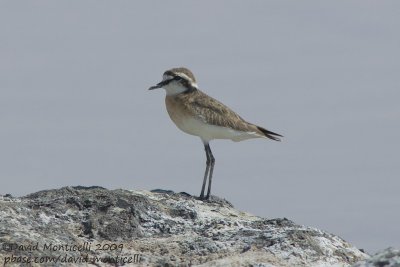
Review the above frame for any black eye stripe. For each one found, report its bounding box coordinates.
[160,76,180,86]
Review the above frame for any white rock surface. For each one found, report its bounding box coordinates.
[0,186,369,266]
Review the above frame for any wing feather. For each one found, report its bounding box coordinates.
[178,90,252,132]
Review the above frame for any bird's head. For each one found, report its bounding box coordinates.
[149,67,198,95]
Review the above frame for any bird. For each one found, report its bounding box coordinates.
[149,67,282,200]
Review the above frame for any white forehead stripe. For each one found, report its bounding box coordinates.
[177,73,192,81]
[163,74,173,81]
[176,73,198,88]
[163,72,198,88]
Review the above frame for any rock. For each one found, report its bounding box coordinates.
[352,248,400,267]
[0,186,368,266]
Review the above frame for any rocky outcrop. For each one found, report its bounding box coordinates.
[0,186,368,266]
[352,248,400,267]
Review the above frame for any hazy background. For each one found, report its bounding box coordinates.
[1,1,399,253]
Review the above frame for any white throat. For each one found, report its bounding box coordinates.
[163,82,189,96]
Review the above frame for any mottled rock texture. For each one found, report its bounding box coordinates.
[0,186,369,266]
[352,248,400,267]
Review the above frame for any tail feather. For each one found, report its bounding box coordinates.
[256,126,283,141]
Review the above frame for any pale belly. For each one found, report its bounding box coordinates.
[169,114,261,142]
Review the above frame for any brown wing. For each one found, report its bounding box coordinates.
[176,89,255,132]
[174,89,283,141]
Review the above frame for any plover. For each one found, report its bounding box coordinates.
[149,67,282,200]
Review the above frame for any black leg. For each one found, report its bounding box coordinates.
[205,144,215,200]
[200,143,211,199]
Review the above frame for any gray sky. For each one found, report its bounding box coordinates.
[1,1,399,253]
